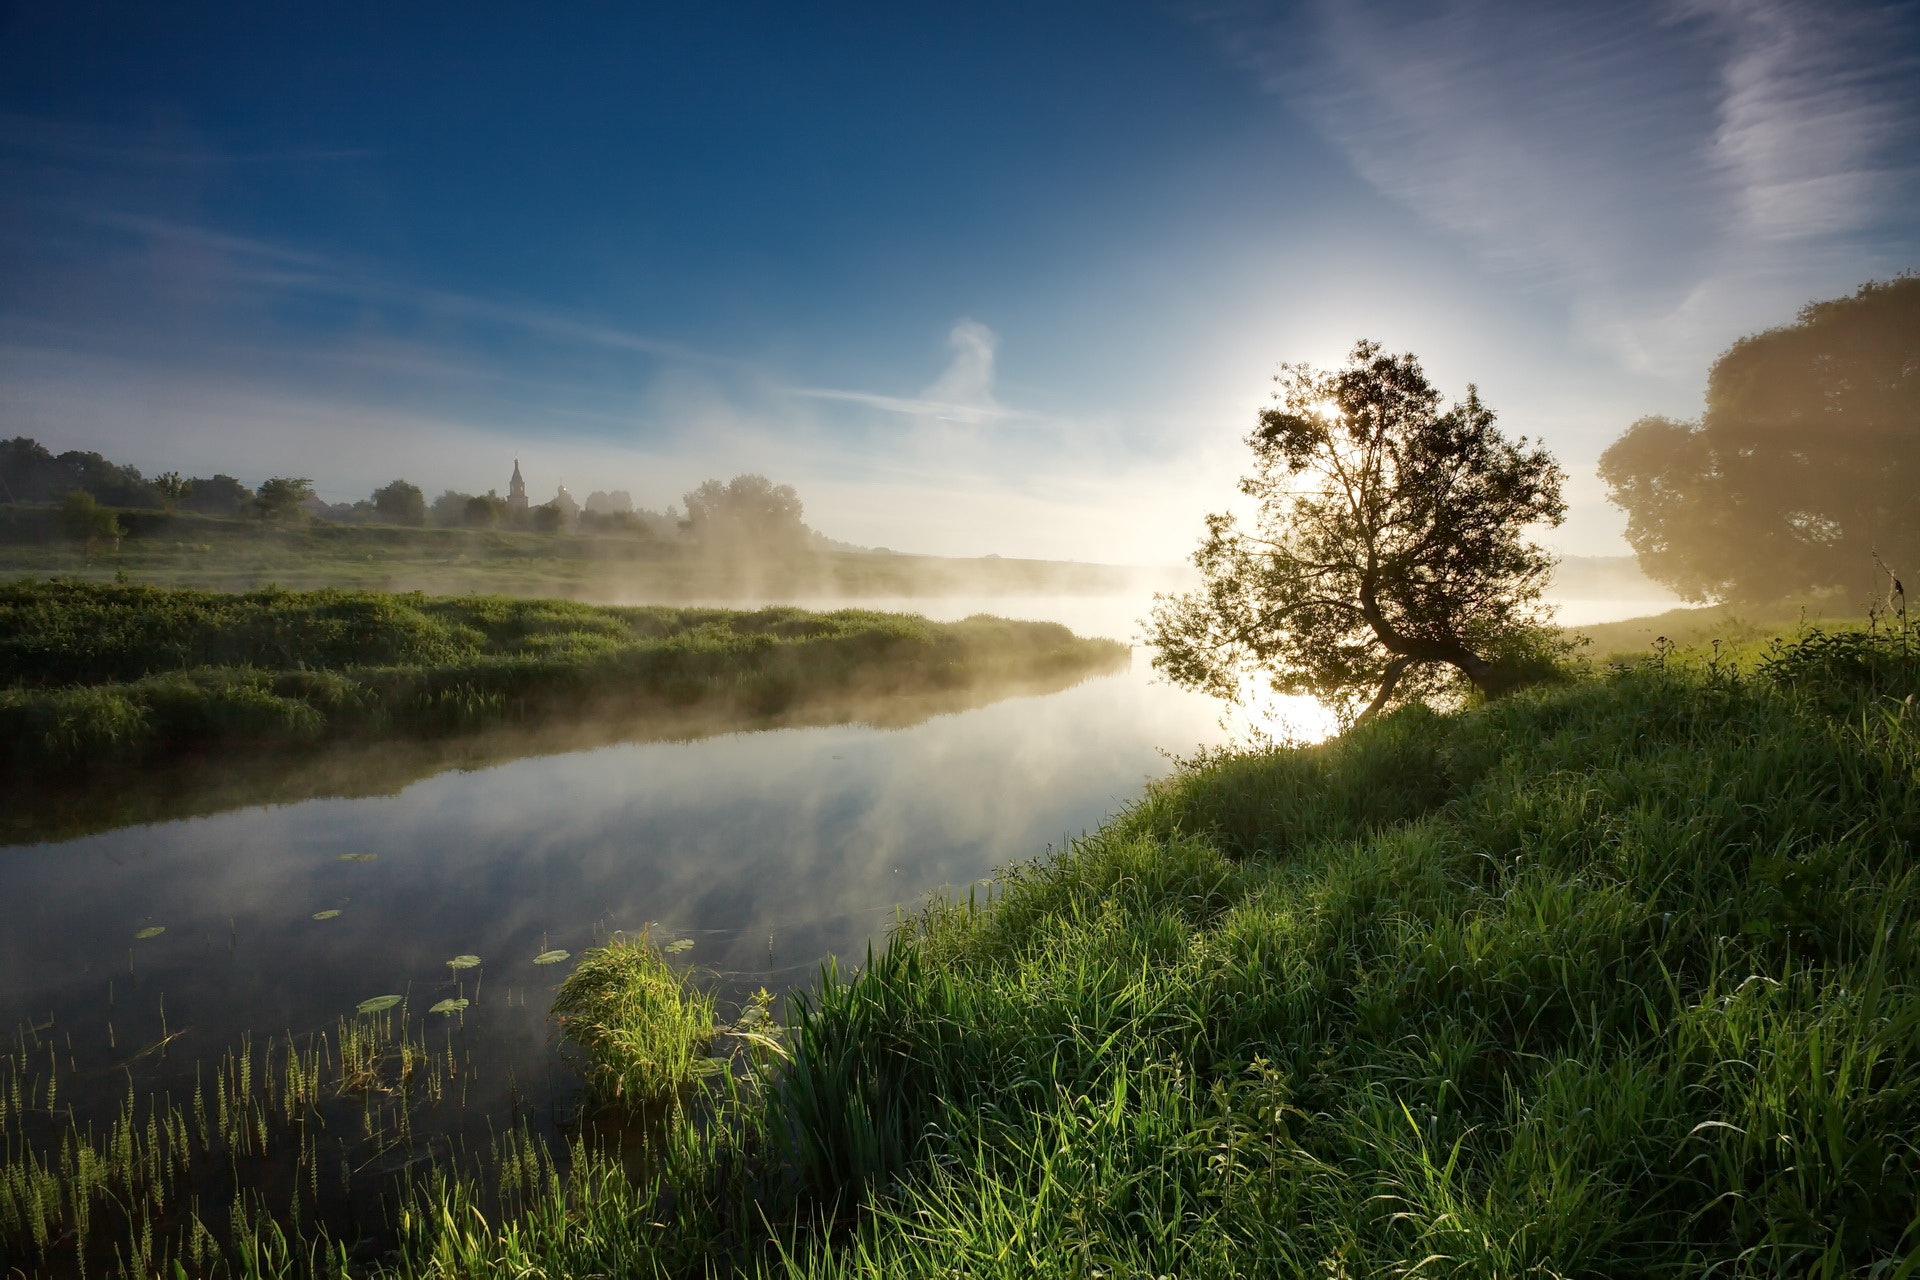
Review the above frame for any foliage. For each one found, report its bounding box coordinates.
[0,435,161,508]
[551,933,717,1106]
[371,479,427,526]
[461,492,508,528]
[682,473,810,556]
[0,580,1126,768]
[255,476,316,521]
[1149,340,1566,721]
[180,473,254,516]
[153,470,191,509]
[335,623,1920,1278]
[1601,275,1920,604]
[57,489,125,546]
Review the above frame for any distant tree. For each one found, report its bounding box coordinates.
[1147,341,1566,722]
[1600,276,1920,604]
[152,472,191,511]
[680,474,809,556]
[371,479,427,526]
[430,490,473,527]
[0,437,158,507]
[180,474,254,517]
[530,501,565,533]
[585,489,634,514]
[578,508,653,538]
[462,492,509,528]
[254,476,315,521]
[59,489,124,554]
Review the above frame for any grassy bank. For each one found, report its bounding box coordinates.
[0,579,1127,771]
[370,622,1920,1277]
[9,620,1919,1275]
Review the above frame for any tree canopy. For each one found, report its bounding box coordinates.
[372,479,427,526]
[1600,276,1920,604]
[1148,341,1566,722]
[680,474,808,556]
[254,476,315,521]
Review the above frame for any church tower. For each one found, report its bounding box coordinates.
[508,459,528,511]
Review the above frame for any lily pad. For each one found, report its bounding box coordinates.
[532,949,569,966]
[356,995,403,1015]
[133,926,166,940]
[336,853,378,862]
[447,955,481,970]
[311,909,342,920]
[428,998,469,1015]
[664,939,693,954]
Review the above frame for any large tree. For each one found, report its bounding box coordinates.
[1599,276,1920,604]
[1148,341,1566,722]
[679,474,808,556]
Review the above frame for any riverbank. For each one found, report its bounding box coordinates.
[0,579,1128,771]
[394,620,1920,1276]
[7,619,1916,1275]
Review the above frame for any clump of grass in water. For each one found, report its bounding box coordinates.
[551,932,716,1107]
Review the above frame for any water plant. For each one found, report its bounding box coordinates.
[550,932,717,1108]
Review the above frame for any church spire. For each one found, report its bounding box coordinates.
[508,458,528,511]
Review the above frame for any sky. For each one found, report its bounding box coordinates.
[2,0,1916,562]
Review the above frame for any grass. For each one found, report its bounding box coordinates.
[368,618,1920,1277]
[9,614,1920,1276]
[551,934,718,1107]
[0,579,1128,771]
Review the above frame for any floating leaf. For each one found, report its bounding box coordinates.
[356,995,403,1014]
[692,1056,732,1077]
[337,853,377,862]
[664,939,693,954]
[447,955,481,970]
[311,909,342,920]
[429,998,469,1015]
[532,950,569,966]
[133,926,166,940]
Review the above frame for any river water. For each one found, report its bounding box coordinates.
[0,587,1659,1218]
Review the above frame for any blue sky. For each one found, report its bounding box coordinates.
[2,1,1916,560]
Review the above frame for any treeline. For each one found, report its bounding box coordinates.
[1600,273,1919,606]
[0,437,836,556]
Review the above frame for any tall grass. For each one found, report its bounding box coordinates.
[376,622,1920,1277]
[11,622,1919,1276]
[0,580,1127,769]
[552,934,717,1107]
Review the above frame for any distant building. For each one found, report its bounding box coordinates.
[508,459,528,512]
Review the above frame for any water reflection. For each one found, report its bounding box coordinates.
[0,659,1234,1146]
[0,659,1123,847]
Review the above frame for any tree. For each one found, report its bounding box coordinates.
[254,476,314,521]
[152,472,190,510]
[180,474,253,517]
[1600,276,1920,604]
[679,474,808,556]
[371,479,427,526]
[1147,341,1566,722]
[462,492,509,528]
[59,489,124,554]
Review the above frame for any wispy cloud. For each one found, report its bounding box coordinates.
[1205,0,1920,371]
